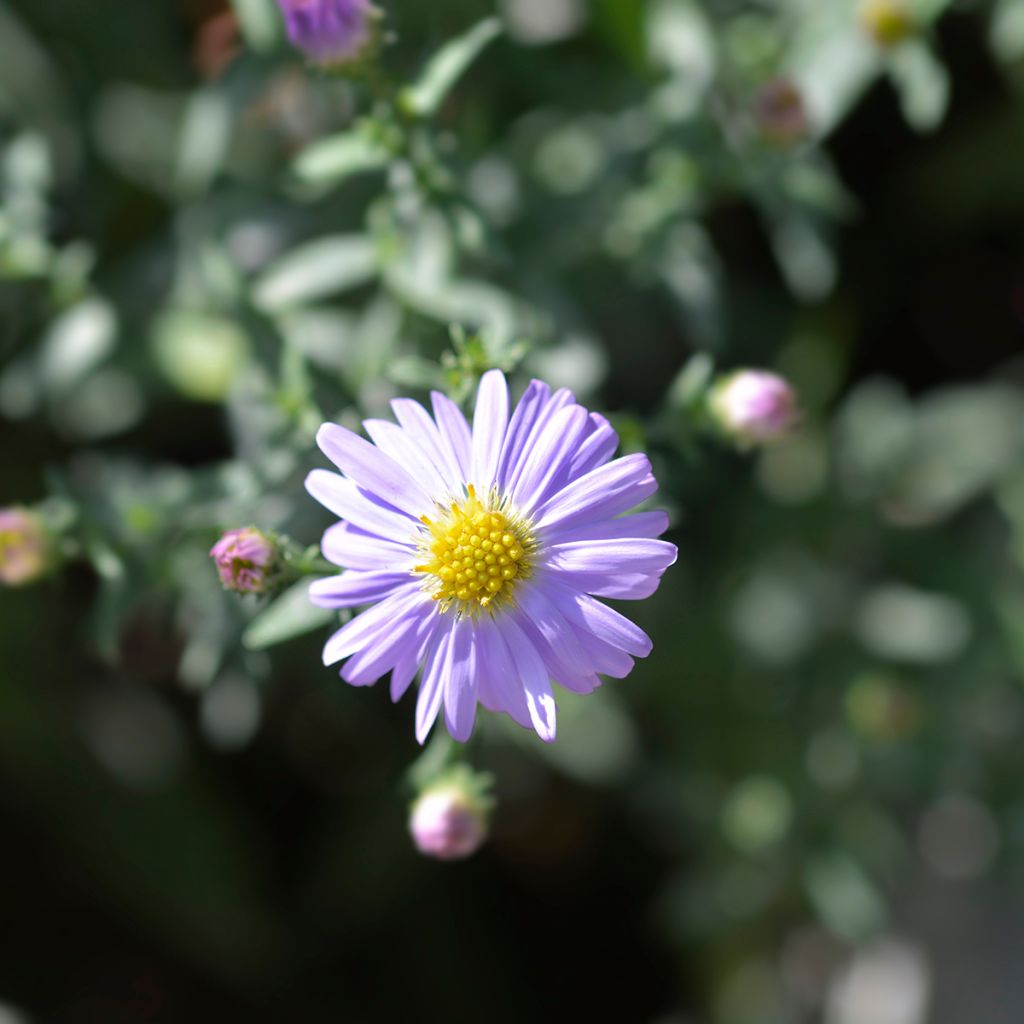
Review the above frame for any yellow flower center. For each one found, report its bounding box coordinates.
[415,484,533,614]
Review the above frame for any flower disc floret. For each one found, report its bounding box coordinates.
[416,485,533,613]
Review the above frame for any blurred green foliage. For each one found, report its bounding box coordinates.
[2,0,1024,1021]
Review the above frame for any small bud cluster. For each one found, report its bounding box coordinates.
[409,767,492,861]
[0,508,54,587]
[755,78,810,148]
[210,527,281,594]
[276,0,380,68]
[708,370,800,448]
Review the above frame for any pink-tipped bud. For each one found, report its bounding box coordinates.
[755,77,810,147]
[858,0,916,47]
[709,370,800,447]
[409,779,489,861]
[210,527,279,594]
[0,507,52,586]
[276,0,380,68]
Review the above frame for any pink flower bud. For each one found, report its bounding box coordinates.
[210,527,279,594]
[0,507,51,586]
[276,0,379,68]
[409,785,488,861]
[709,370,799,447]
[755,77,809,147]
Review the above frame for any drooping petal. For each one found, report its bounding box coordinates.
[549,584,653,657]
[551,569,667,601]
[533,453,657,531]
[500,616,557,742]
[569,622,635,678]
[443,617,479,742]
[309,570,411,608]
[322,584,427,666]
[341,604,433,686]
[391,617,439,702]
[474,618,533,729]
[321,522,416,571]
[416,622,454,744]
[515,586,602,693]
[470,369,509,490]
[305,469,416,538]
[316,423,432,518]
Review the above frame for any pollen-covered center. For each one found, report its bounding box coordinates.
[415,484,533,613]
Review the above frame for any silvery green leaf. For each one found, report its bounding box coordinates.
[242,580,335,651]
[253,235,377,312]
[293,132,391,185]
[400,17,502,118]
[787,4,879,137]
[804,852,886,941]
[646,0,715,98]
[40,297,117,393]
[889,41,950,133]
[175,90,232,196]
[230,0,281,51]
[991,0,1024,62]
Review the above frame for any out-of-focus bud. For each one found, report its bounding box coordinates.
[276,0,381,68]
[755,77,810,147]
[709,370,800,448]
[409,768,491,861]
[0,507,53,586]
[210,527,280,594]
[858,0,916,48]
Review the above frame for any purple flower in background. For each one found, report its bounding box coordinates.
[0,507,50,587]
[709,370,799,447]
[755,77,809,147]
[211,527,279,594]
[276,0,378,67]
[306,370,677,744]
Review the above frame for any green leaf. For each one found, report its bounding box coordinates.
[399,17,502,118]
[230,0,281,52]
[804,851,886,941]
[293,131,392,185]
[242,580,335,651]
[889,41,950,133]
[39,297,117,394]
[252,235,378,312]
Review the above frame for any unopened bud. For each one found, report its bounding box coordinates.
[0,507,53,586]
[709,370,799,447]
[409,769,491,861]
[755,77,809,147]
[276,0,381,68]
[210,527,280,594]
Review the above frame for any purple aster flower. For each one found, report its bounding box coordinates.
[305,370,677,744]
[276,0,379,67]
[709,370,799,447]
[0,507,50,587]
[210,527,279,594]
